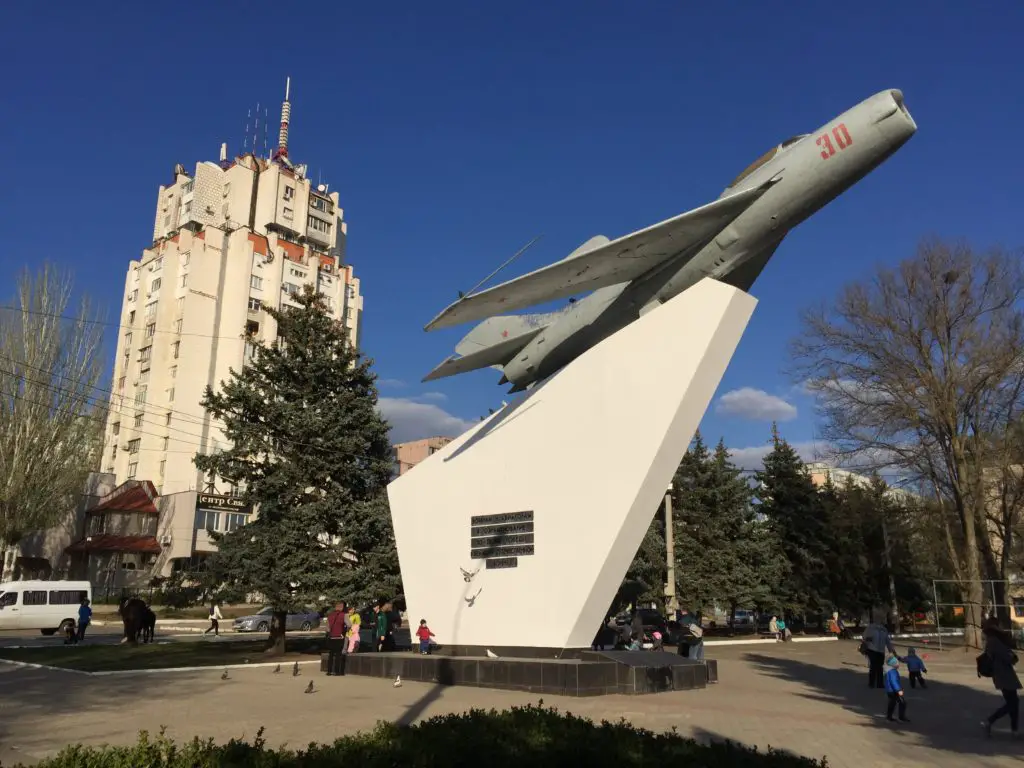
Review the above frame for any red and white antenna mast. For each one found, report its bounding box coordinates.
[273,77,291,162]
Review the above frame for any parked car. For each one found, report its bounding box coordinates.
[727,609,756,629]
[232,607,322,633]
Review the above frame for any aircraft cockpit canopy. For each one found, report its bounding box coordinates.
[727,134,810,188]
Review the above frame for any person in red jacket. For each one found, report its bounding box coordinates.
[416,619,435,655]
[325,601,347,675]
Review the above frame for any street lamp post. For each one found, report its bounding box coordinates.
[664,484,678,615]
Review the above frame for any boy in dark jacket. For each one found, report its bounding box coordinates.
[884,656,910,723]
[900,647,928,689]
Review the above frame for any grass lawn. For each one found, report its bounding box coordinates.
[0,637,324,672]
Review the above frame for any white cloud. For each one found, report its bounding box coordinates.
[378,397,476,444]
[715,388,798,422]
[415,391,448,402]
[728,440,821,472]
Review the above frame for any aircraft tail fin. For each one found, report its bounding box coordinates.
[422,313,557,383]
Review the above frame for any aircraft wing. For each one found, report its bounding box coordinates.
[422,326,545,382]
[424,179,776,331]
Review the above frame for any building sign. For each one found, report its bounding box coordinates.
[470,511,534,569]
[197,494,252,515]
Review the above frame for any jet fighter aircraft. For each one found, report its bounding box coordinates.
[423,89,917,393]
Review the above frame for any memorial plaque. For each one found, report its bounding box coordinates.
[470,511,534,569]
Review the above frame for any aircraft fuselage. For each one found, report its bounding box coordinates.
[501,90,917,391]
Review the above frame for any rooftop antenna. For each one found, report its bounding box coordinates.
[273,76,291,162]
[219,142,230,169]
[263,105,269,158]
[254,102,261,157]
[243,109,251,153]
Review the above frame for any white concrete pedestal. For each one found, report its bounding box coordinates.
[388,277,757,652]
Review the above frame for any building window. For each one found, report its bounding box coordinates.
[150,256,163,272]
[124,331,133,347]
[225,512,249,532]
[150,278,162,293]
[110,444,117,459]
[182,180,194,194]
[159,460,166,477]
[117,376,126,392]
[307,216,331,234]
[179,274,188,289]
[172,341,180,358]
[184,201,192,215]
[173,319,182,334]
[127,438,141,454]
[128,289,138,303]
[139,369,150,385]
[135,385,147,405]
[145,323,156,339]
[195,510,220,531]
[165,412,172,426]
[176,296,185,314]
[310,196,331,213]
[181,252,190,266]
[243,340,256,364]
[144,302,158,320]
[127,310,135,325]
[167,387,175,402]
[127,462,138,479]
[162,436,169,451]
[289,268,306,278]
[250,275,263,290]
[169,366,177,379]
[112,422,120,436]
[283,282,300,297]
[248,297,262,311]
[283,185,294,201]
[139,346,151,364]
[283,206,294,220]
[134,412,144,428]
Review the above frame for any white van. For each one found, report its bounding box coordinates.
[0,580,92,635]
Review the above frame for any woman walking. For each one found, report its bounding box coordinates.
[861,618,896,688]
[204,600,223,636]
[981,617,1021,737]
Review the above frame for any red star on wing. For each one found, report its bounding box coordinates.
[501,330,508,338]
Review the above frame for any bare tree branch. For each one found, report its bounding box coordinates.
[788,239,1024,646]
[0,264,106,562]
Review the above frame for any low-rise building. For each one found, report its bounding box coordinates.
[393,436,454,476]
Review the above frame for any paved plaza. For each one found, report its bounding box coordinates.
[0,640,1020,767]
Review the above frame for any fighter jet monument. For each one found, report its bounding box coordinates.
[387,90,917,659]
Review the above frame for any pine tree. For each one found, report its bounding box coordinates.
[755,424,831,616]
[193,286,395,655]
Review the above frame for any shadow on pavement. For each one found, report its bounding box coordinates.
[743,652,1024,760]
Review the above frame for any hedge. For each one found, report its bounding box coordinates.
[17,704,828,768]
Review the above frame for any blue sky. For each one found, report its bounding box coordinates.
[1,3,1021,469]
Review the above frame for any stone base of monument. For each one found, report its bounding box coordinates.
[320,649,717,696]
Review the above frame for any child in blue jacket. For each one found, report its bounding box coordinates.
[884,656,910,723]
[899,647,928,689]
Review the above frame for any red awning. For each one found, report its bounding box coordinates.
[91,480,159,515]
[66,535,161,555]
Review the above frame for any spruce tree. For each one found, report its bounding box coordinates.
[754,424,831,617]
[193,286,395,655]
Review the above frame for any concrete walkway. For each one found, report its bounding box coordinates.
[0,640,1019,767]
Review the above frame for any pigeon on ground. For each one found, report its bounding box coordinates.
[221,669,229,680]
[292,661,300,677]
[305,680,315,694]
[393,675,402,688]
[273,664,281,674]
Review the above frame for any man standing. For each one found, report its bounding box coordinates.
[676,608,705,661]
[75,598,92,644]
[375,604,389,652]
[861,617,896,688]
[325,601,347,676]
